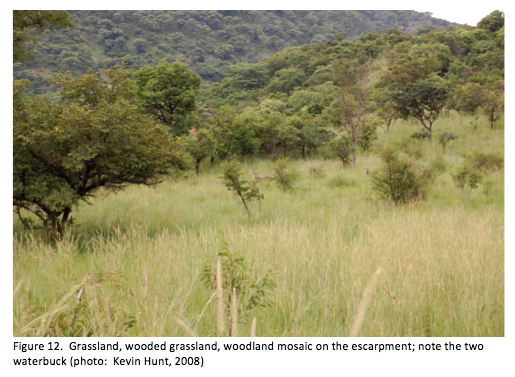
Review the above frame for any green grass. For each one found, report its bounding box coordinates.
[13,112,504,337]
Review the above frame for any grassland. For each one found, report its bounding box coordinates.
[13,112,504,337]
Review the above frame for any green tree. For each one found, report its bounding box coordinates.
[390,81,451,139]
[332,59,370,166]
[228,63,269,91]
[385,56,439,86]
[328,135,353,168]
[438,133,458,155]
[477,10,504,32]
[133,61,201,134]
[371,148,424,204]
[13,10,74,64]
[266,67,307,95]
[185,127,217,175]
[220,160,263,223]
[13,65,188,239]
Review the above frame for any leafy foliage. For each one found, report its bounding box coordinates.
[14,10,460,95]
[390,81,451,136]
[371,148,425,204]
[200,233,276,317]
[438,132,458,155]
[220,160,263,222]
[270,157,302,190]
[133,61,201,135]
[13,10,74,64]
[328,135,353,167]
[13,64,188,239]
[452,164,483,198]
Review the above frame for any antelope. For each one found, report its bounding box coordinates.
[365,168,378,176]
[253,172,271,182]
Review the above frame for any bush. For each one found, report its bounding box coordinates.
[271,157,302,191]
[371,148,425,204]
[357,118,379,152]
[438,133,458,155]
[452,164,483,198]
[220,160,263,222]
[200,233,276,318]
[463,150,504,173]
[328,135,353,168]
[410,130,431,140]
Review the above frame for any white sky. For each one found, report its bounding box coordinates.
[411,7,502,26]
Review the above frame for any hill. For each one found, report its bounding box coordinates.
[14,10,459,95]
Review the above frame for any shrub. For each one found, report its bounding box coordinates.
[200,233,276,317]
[328,135,353,168]
[220,160,263,222]
[463,150,504,173]
[452,164,483,198]
[371,148,425,204]
[438,133,458,155]
[410,130,431,140]
[271,157,302,191]
[357,118,379,152]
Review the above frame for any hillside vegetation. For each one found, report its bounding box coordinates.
[14,10,458,95]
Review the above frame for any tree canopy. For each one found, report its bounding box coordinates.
[13,64,188,238]
[13,10,74,64]
[133,61,201,135]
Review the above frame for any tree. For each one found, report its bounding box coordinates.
[13,10,74,64]
[475,83,504,130]
[185,127,217,175]
[438,133,458,155]
[328,135,353,168]
[454,82,503,129]
[371,148,424,205]
[13,65,188,239]
[357,118,379,152]
[220,160,262,223]
[332,59,370,167]
[389,81,451,139]
[228,63,269,91]
[385,56,439,86]
[477,10,504,32]
[133,61,201,135]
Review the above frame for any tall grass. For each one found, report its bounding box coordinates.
[13,112,504,336]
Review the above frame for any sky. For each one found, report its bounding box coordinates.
[411,7,501,26]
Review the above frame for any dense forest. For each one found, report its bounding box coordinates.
[14,10,459,95]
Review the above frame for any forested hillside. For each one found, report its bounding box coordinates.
[14,10,458,95]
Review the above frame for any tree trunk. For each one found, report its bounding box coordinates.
[239,193,251,223]
[195,159,201,175]
[352,140,356,167]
